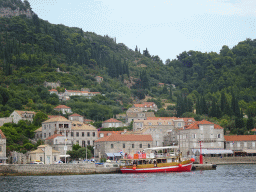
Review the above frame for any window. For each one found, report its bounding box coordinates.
[100,133,104,138]
[87,132,90,137]
[76,132,79,137]
[148,144,150,148]
[158,122,162,125]
[0,146,2,152]
[253,142,255,148]
[244,142,247,147]
[66,132,68,137]
[93,132,95,137]
[132,144,134,148]
[71,132,74,137]
[44,125,46,130]
[44,133,46,138]
[111,144,114,148]
[193,134,196,139]
[40,157,43,162]
[54,156,56,161]
[87,140,90,145]
[177,123,181,127]
[140,144,142,148]
[82,132,84,137]
[237,142,240,147]
[82,141,85,147]
[148,122,152,125]
[123,143,125,148]
[49,133,51,137]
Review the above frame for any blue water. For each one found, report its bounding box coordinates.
[0,164,255,191]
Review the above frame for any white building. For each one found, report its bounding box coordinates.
[10,110,36,124]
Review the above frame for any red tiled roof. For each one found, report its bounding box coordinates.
[186,120,223,129]
[251,128,256,132]
[225,135,256,141]
[54,105,70,109]
[98,131,124,138]
[69,113,82,117]
[15,110,36,116]
[90,92,100,94]
[45,134,64,140]
[95,134,153,142]
[66,90,82,93]
[158,83,164,85]
[0,129,6,139]
[49,89,58,92]
[134,102,156,108]
[103,118,122,123]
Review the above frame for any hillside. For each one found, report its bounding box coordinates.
[0,0,255,134]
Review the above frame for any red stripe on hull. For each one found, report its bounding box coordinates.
[121,163,192,173]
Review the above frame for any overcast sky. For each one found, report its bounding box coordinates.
[27,0,256,63]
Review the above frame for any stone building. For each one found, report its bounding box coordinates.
[0,117,12,126]
[132,102,158,112]
[69,113,84,123]
[34,127,42,141]
[126,110,155,124]
[53,105,72,114]
[176,120,224,156]
[41,116,71,139]
[49,89,58,95]
[45,134,72,156]
[95,76,103,83]
[224,135,256,153]
[94,134,153,158]
[43,81,61,89]
[102,118,124,128]
[10,110,36,124]
[0,129,7,164]
[98,131,125,138]
[29,145,60,164]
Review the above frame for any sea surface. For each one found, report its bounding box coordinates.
[0,164,256,192]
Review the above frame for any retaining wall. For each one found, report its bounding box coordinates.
[203,156,256,165]
[0,164,120,176]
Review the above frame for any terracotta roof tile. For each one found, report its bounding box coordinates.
[49,89,58,92]
[69,113,82,117]
[48,115,63,119]
[29,148,44,154]
[95,134,153,142]
[45,134,64,140]
[147,117,178,120]
[54,105,70,109]
[0,129,6,139]
[34,127,42,132]
[186,120,223,130]
[251,128,256,132]
[225,135,256,141]
[103,118,122,123]
[71,122,97,131]
[14,110,36,116]
[98,131,124,138]
[43,116,69,123]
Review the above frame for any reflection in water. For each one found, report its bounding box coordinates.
[0,164,255,192]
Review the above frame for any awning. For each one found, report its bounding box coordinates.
[106,153,114,157]
[192,149,233,155]
[243,149,256,154]
[113,153,122,157]
[60,155,70,158]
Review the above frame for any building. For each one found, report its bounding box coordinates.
[43,81,61,89]
[49,89,58,95]
[94,134,153,158]
[95,76,103,83]
[34,127,42,140]
[133,119,176,147]
[126,111,155,124]
[53,105,72,114]
[71,121,98,147]
[0,129,7,164]
[28,145,60,164]
[158,83,165,87]
[40,117,98,155]
[10,110,36,124]
[133,102,158,112]
[177,120,224,156]
[0,117,12,126]
[224,135,256,153]
[102,118,124,128]
[98,131,125,138]
[69,113,84,123]
[41,116,71,139]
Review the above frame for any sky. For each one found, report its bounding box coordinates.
[27,0,256,63]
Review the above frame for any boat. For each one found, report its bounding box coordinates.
[120,146,195,173]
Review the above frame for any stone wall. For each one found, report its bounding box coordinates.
[0,163,120,176]
[203,156,256,164]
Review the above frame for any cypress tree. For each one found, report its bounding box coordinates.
[247,118,254,130]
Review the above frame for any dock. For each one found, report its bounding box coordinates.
[192,164,217,171]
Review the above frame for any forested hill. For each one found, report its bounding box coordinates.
[0,0,256,134]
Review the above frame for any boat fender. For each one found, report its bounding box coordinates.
[179,164,182,168]
[191,158,195,162]
[133,165,136,170]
